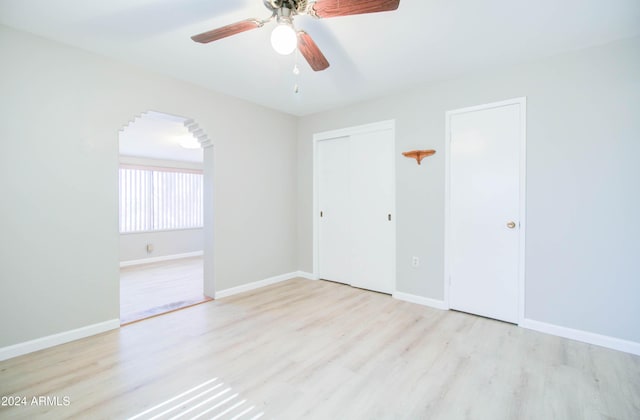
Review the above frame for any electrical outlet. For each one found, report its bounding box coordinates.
[146,244,154,253]
[412,256,420,268]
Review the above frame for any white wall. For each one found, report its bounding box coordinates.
[119,230,203,263]
[297,37,640,344]
[119,155,202,170]
[0,24,297,348]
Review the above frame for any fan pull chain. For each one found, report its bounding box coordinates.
[293,48,300,94]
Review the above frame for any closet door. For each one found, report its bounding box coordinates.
[316,124,395,295]
[349,129,395,294]
[318,137,351,284]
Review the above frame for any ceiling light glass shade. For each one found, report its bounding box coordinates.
[271,24,297,55]
[179,137,200,149]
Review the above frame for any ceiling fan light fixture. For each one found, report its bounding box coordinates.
[271,23,297,55]
[191,0,402,71]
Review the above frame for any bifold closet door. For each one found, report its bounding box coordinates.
[318,137,351,284]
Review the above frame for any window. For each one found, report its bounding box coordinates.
[119,165,203,233]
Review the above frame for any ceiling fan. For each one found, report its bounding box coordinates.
[191,0,400,72]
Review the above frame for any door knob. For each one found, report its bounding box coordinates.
[506,221,516,229]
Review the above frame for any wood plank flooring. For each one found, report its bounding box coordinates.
[1,278,639,419]
[120,257,211,324]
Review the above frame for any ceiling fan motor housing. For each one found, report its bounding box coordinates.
[276,6,294,24]
[264,0,309,15]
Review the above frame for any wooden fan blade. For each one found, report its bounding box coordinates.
[191,19,261,44]
[312,0,399,18]
[297,31,330,71]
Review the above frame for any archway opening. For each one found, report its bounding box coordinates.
[118,110,214,324]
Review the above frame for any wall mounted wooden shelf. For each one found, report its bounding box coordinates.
[402,149,436,165]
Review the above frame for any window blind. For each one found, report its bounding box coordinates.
[119,166,203,233]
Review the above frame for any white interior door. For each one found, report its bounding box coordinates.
[449,101,523,323]
[318,137,351,284]
[349,129,395,294]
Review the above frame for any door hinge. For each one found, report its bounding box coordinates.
[320,211,323,218]
[388,214,392,221]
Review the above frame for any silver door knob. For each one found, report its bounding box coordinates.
[506,221,516,229]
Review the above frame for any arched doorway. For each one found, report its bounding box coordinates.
[118,111,214,324]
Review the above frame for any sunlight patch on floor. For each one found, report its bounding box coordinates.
[127,378,263,420]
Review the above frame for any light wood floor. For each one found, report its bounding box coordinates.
[120,256,211,324]
[1,278,639,419]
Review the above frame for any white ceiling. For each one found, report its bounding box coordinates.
[1,0,639,116]
[120,111,203,162]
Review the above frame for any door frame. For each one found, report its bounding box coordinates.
[312,120,396,290]
[444,98,527,324]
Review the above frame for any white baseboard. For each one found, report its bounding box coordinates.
[293,271,318,280]
[520,318,640,356]
[0,319,120,362]
[120,251,203,267]
[393,291,448,310]
[215,272,302,299]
